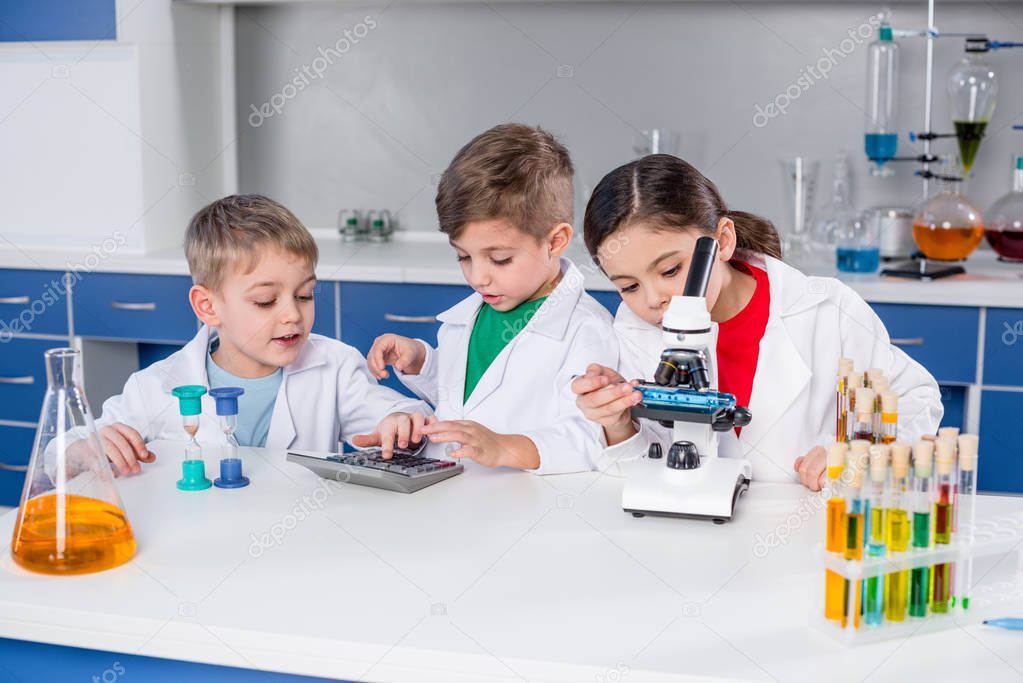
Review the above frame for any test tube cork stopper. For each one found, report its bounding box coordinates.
[881,392,898,414]
[873,377,890,395]
[935,438,956,475]
[847,372,864,390]
[855,387,875,419]
[869,445,889,481]
[938,426,961,442]
[958,434,979,471]
[913,440,934,477]
[827,442,847,477]
[891,442,911,477]
[866,368,884,383]
[838,358,854,377]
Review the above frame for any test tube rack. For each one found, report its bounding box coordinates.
[813,511,1023,645]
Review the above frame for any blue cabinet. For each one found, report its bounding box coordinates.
[983,308,1023,387]
[0,269,70,337]
[977,389,1023,494]
[870,303,979,384]
[938,385,965,431]
[0,1,116,42]
[0,425,36,506]
[340,282,471,396]
[0,338,64,423]
[312,280,336,339]
[73,273,198,344]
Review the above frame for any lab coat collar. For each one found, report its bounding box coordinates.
[435,257,584,341]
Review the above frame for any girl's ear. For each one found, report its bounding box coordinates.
[714,217,738,261]
[547,222,574,259]
[190,285,221,327]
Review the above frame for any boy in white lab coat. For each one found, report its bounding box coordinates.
[95,194,431,475]
[367,124,619,474]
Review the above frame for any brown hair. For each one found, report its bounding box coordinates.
[435,123,574,241]
[583,154,782,262]
[185,194,318,291]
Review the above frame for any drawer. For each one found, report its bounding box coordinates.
[983,307,1023,387]
[0,269,70,337]
[869,303,978,384]
[0,1,116,42]
[938,385,965,431]
[73,273,197,344]
[587,289,621,317]
[312,280,336,339]
[0,424,36,507]
[977,389,1023,495]
[340,282,471,397]
[0,338,65,422]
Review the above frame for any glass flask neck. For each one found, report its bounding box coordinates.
[1014,157,1023,193]
[45,349,80,389]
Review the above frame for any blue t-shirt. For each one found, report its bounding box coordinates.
[206,349,283,448]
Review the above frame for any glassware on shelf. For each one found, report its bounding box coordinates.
[986,155,1023,262]
[10,348,136,575]
[947,46,998,175]
[912,169,985,262]
[779,156,819,258]
[836,213,880,273]
[813,151,856,255]
[865,12,899,177]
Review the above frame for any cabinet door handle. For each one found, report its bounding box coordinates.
[0,463,28,472]
[383,314,437,324]
[0,376,34,385]
[0,296,30,305]
[111,302,157,312]
[891,337,924,347]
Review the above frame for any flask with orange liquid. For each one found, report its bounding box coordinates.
[10,348,136,575]
[912,168,985,262]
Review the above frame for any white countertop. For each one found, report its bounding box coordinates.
[1,441,1021,682]
[0,235,1021,307]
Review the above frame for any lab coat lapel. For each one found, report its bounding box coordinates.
[264,337,328,451]
[462,333,516,414]
[436,295,481,418]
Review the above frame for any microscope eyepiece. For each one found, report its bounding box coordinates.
[681,236,718,298]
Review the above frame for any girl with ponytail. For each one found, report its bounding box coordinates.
[572,154,942,490]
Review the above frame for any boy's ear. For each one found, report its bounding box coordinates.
[547,222,573,258]
[714,217,738,261]
[189,285,220,327]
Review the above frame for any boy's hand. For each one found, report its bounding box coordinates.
[422,420,540,470]
[100,423,155,476]
[571,363,641,446]
[352,412,435,460]
[367,334,426,380]
[794,445,827,491]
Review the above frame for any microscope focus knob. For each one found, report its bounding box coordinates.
[667,441,700,470]
[733,406,752,428]
[647,443,663,459]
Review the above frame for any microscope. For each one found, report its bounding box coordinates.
[621,236,753,524]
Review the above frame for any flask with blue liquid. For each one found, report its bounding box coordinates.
[865,12,899,177]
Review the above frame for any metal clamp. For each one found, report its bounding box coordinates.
[383,313,437,324]
[111,302,157,312]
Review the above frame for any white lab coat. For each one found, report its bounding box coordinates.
[601,253,943,482]
[94,326,430,452]
[397,258,620,474]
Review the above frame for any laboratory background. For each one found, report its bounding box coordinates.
[1,0,1023,681]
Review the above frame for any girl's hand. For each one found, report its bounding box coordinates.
[571,363,641,446]
[794,445,827,491]
[422,420,540,470]
[99,422,155,476]
[367,334,426,379]
[352,412,435,460]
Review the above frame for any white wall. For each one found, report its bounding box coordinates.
[234,1,1023,247]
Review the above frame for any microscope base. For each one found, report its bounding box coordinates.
[622,456,752,524]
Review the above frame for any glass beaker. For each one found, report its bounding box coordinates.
[779,156,819,257]
[947,47,998,175]
[986,155,1023,262]
[835,213,880,273]
[913,175,985,261]
[813,151,855,255]
[10,348,136,575]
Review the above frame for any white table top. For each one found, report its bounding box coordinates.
[1,441,1021,682]
[0,235,1021,308]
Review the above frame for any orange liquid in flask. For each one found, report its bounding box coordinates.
[912,224,984,261]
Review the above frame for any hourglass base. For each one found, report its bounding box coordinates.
[177,459,212,491]
[214,457,250,489]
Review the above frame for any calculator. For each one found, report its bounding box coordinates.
[286,445,463,493]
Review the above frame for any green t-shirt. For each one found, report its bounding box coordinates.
[463,296,548,403]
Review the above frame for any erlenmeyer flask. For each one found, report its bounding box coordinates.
[10,348,136,575]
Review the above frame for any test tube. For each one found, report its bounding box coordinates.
[938,427,961,604]
[836,358,854,443]
[865,444,890,627]
[886,442,912,622]
[909,440,934,618]
[931,438,956,613]
[956,434,979,610]
[825,442,849,623]
[846,440,870,629]
[853,388,876,443]
[209,387,249,489]
[845,372,864,442]
[871,376,889,439]
[879,392,898,445]
[171,385,211,491]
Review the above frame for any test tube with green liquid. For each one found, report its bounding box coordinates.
[909,440,934,618]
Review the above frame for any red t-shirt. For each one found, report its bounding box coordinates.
[716,261,770,436]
